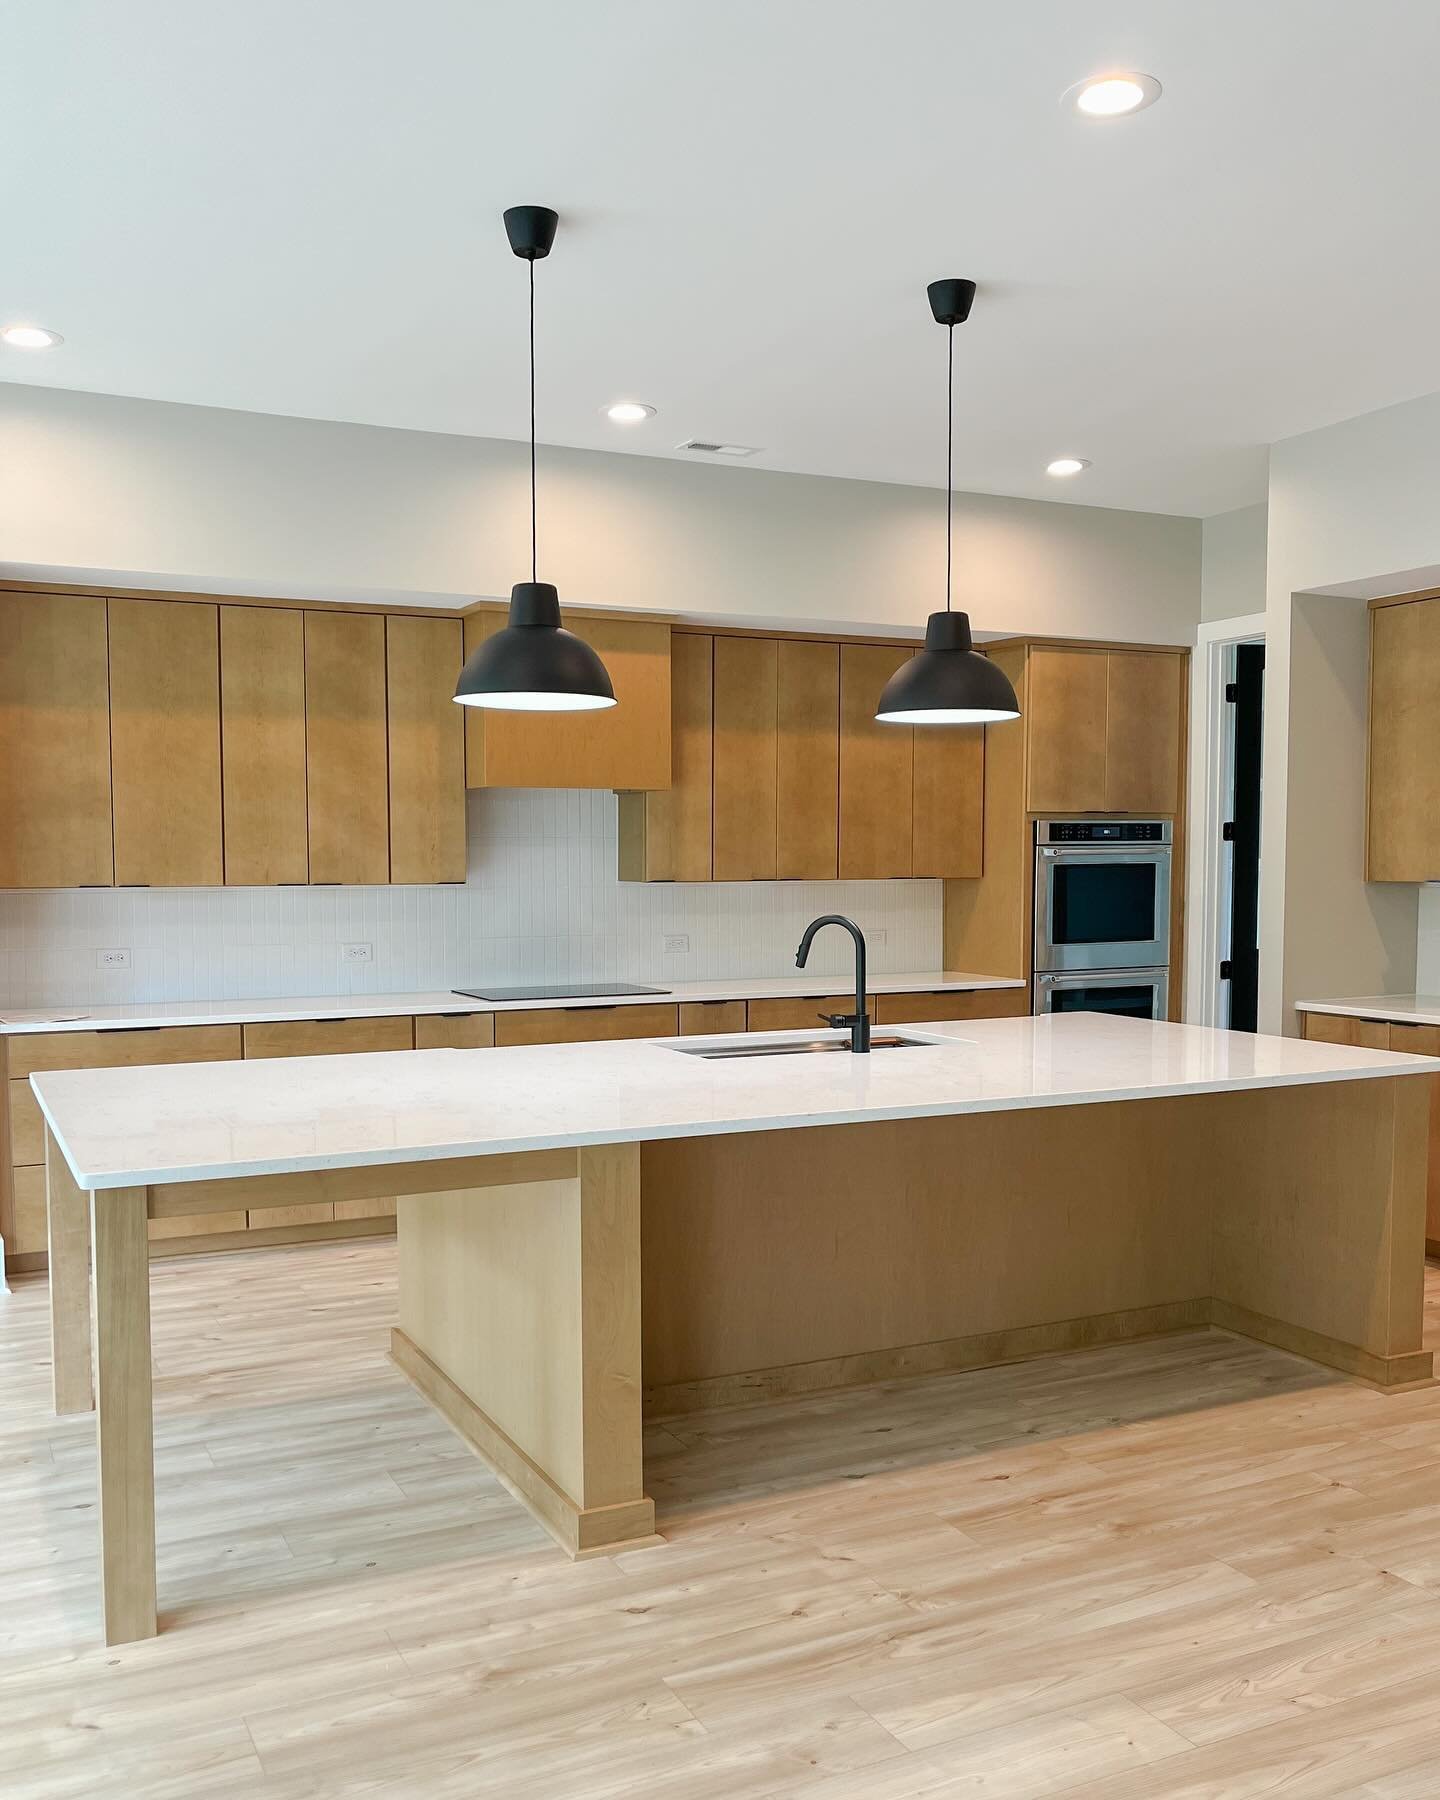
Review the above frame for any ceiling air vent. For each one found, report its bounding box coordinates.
[675,439,762,458]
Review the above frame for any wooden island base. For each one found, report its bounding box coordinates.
[44,1071,1432,1644]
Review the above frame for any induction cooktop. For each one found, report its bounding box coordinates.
[452,982,671,1002]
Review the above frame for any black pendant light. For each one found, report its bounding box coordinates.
[875,279,1021,726]
[454,206,616,713]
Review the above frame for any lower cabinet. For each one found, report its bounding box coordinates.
[678,1001,748,1035]
[1301,1011,1440,1250]
[494,1004,680,1047]
[873,989,1030,1026]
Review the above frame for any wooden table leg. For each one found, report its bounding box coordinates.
[46,1130,94,1415]
[91,1185,157,1645]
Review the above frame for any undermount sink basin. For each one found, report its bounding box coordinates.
[668,1032,943,1061]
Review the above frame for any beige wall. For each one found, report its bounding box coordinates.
[1258,391,1440,1031]
[0,382,1201,644]
[1200,502,1267,623]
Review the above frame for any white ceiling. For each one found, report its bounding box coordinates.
[3,0,1438,518]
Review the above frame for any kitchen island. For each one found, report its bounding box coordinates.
[33,1013,1437,1645]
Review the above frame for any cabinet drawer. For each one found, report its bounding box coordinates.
[874,989,1030,1026]
[150,1210,248,1241]
[1387,1022,1440,1057]
[678,1001,748,1036]
[494,1004,679,1047]
[745,996,837,1034]
[9,1078,44,1166]
[243,1016,414,1059]
[6,1024,243,1079]
[414,1013,496,1050]
[247,1204,336,1229]
[334,1196,398,1221]
[1300,1012,1391,1050]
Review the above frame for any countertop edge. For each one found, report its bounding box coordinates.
[1295,995,1440,1028]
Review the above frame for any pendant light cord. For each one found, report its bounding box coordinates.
[529,255,538,584]
[945,321,954,613]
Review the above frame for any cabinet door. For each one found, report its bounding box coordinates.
[713,636,778,880]
[305,610,389,885]
[678,1000,748,1035]
[465,613,672,790]
[0,592,113,888]
[618,633,713,880]
[1388,1022,1440,1247]
[109,598,224,886]
[1105,652,1184,814]
[220,606,308,885]
[1368,601,1440,881]
[745,996,837,1033]
[777,640,839,879]
[913,724,984,877]
[494,1004,679,1046]
[874,988,1029,1025]
[1300,1011,1391,1049]
[388,615,466,884]
[414,1013,495,1049]
[1026,648,1107,814]
[839,645,913,878]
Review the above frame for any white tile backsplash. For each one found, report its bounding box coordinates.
[0,791,943,1007]
[1417,885,1440,993]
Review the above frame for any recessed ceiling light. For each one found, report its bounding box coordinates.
[1064,72,1162,117]
[1047,457,1091,477]
[1,323,63,349]
[603,401,656,425]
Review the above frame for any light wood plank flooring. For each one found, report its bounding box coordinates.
[7,1243,1440,1796]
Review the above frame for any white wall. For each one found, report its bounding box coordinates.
[1417,888,1440,994]
[0,383,1201,643]
[1257,390,1440,1029]
[1200,502,1267,623]
[0,790,941,1010]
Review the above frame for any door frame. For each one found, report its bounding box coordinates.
[1185,613,1266,1027]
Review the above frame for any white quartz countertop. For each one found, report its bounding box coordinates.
[0,971,1022,1037]
[32,1014,1439,1192]
[1295,995,1440,1029]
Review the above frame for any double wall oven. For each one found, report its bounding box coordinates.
[1032,818,1173,1020]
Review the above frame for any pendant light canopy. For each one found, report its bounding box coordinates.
[455,206,616,714]
[875,279,1021,727]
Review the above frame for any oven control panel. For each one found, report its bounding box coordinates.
[1037,818,1172,845]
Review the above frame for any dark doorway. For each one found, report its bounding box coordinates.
[1224,643,1265,1032]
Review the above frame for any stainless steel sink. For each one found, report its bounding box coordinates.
[668,1032,940,1061]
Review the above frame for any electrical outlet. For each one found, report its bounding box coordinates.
[663,934,690,956]
[96,948,131,970]
[341,942,374,963]
[870,929,887,948]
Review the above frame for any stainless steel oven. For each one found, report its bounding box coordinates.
[1034,968,1170,1021]
[1033,818,1172,974]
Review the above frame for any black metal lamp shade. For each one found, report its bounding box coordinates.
[454,583,616,712]
[875,610,1020,725]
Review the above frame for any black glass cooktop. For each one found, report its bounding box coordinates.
[453,982,670,1002]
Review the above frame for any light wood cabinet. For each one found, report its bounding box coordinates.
[414,1013,496,1050]
[1025,647,1184,816]
[220,606,308,885]
[839,644,913,878]
[777,640,839,879]
[387,616,466,885]
[1298,1011,1392,1051]
[304,610,390,885]
[464,612,671,791]
[0,592,114,888]
[744,996,838,1033]
[913,724,984,877]
[618,633,713,881]
[1367,599,1440,881]
[873,988,1029,1025]
[109,599,224,887]
[712,636,779,881]
[6,1024,243,1079]
[678,1001,748,1035]
[494,1004,679,1046]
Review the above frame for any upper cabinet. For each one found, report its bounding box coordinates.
[109,598,224,887]
[221,606,309,886]
[387,616,466,884]
[1368,597,1440,881]
[0,592,114,889]
[304,610,390,885]
[1026,647,1185,816]
[620,630,985,883]
[464,612,671,791]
